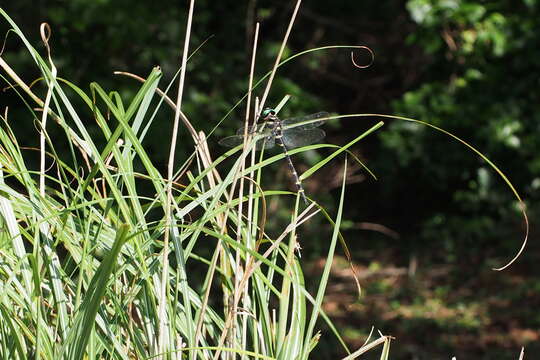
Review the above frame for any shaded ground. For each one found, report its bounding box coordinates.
[309,254,539,359]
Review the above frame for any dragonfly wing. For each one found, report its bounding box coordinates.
[219,134,276,150]
[236,124,259,135]
[219,135,244,147]
[255,135,276,150]
[282,112,329,130]
[282,128,325,148]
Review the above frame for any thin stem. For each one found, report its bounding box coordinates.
[238,21,260,360]
[159,0,195,358]
[258,0,302,114]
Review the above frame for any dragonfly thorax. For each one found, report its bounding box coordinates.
[261,120,279,130]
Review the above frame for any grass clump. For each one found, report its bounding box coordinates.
[0,6,392,360]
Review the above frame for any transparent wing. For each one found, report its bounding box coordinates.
[281,128,325,148]
[219,134,276,150]
[236,125,256,135]
[235,123,269,135]
[254,136,276,150]
[282,112,329,130]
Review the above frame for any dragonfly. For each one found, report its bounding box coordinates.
[219,108,328,204]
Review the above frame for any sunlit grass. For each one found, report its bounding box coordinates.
[0,6,393,360]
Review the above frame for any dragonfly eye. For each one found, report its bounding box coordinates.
[262,108,276,119]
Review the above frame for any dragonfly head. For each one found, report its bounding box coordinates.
[261,108,276,120]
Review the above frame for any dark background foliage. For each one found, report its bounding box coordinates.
[2,0,539,358]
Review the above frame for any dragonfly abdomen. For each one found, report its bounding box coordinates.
[274,123,308,204]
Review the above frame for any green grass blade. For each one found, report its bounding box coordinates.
[61,224,130,359]
[301,157,349,360]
